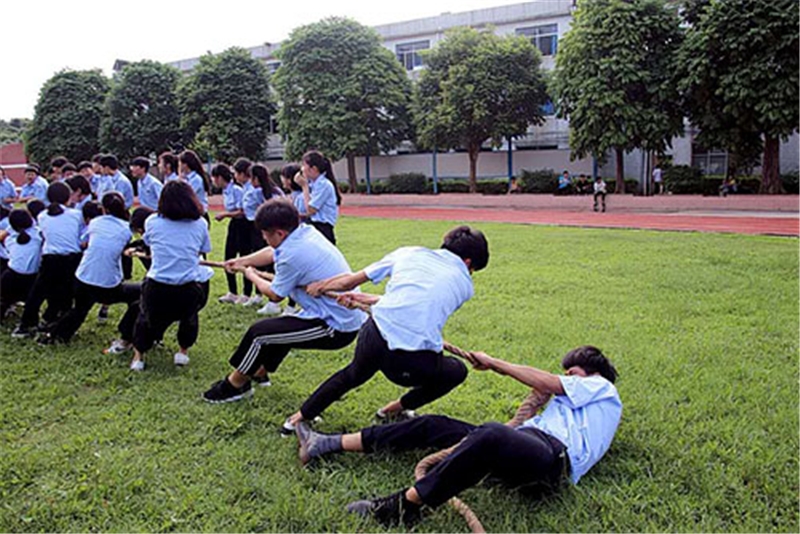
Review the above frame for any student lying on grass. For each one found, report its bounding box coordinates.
[295,345,622,528]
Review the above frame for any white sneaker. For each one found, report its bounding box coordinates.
[257,301,281,315]
[281,305,301,317]
[104,339,132,354]
[130,359,145,371]
[235,295,251,305]
[174,352,190,366]
[218,293,239,304]
[243,295,264,307]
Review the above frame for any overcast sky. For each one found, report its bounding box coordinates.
[2,0,530,120]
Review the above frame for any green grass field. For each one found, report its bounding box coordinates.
[1,217,798,532]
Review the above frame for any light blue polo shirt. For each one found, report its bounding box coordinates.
[6,228,43,274]
[242,184,265,221]
[0,178,17,210]
[99,171,135,209]
[89,174,104,194]
[37,208,84,255]
[271,224,367,332]
[143,214,213,285]
[20,176,49,204]
[308,174,338,226]
[0,217,9,259]
[518,375,622,485]
[186,171,208,212]
[75,215,133,288]
[223,181,244,212]
[290,190,307,216]
[365,247,473,352]
[137,173,164,211]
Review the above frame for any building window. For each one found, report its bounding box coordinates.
[396,41,430,70]
[540,99,555,116]
[692,145,728,176]
[516,24,558,56]
[265,60,281,75]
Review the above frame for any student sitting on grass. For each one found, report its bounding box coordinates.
[295,346,621,529]
[202,199,367,404]
[283,226,489,434]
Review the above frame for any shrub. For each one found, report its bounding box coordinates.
[355,181,385,194]
[663,165,704,194]
[385,173,427,194]
[606,179,639,194]
[781,171,799,194]
[436,179,471,193]
[476,178,510,195]
[519,169,557,193]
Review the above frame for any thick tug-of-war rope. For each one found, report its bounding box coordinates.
[321,290,553,531]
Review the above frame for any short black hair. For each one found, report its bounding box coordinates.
[25,164,40,174]
[66,175,91,195]
[62,162,77,173]
[130,156,150,172]
[441,225,489,271]
[50,156,69,169]
[77,160,93,172]
[99,154,119,170]
[130,206,156,233]
[26,199,45,219]
[255,198,299,233]
[158,180,203,221]
[562,346,618,384]
[82,200,103,221]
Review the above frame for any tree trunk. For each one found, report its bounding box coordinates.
[346,152,358,194]
[615,147,625,194]
[760,135,783,194]
[468,145,479,194]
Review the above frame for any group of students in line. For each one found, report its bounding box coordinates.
[0,152,623,528]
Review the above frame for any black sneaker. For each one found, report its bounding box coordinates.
[11,326,34,339]
[252,374,271,387]
[202,378,253,404]
[346,490,422,528]
[37,332,64,346]
[97,305,109,323]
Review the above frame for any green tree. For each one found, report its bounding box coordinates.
[552,0,684,193]
[274,17,413,192]
[679,0,799,193]
[100,60,182,162]
[26,69,109,166]
[177,47,273,162]
[414,27,548,193]
[0,118,31,145]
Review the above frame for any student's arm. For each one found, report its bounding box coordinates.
[224,246,274,272]
[295,172,317,216]
[306,271,369,297]
[470,352,565,395]
[214,209,244,221]
[0,229,8,243]
[244,267,282,301]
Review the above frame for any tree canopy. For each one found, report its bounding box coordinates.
[414,27,548,193]
[0,118,30,146]
[273,17,413,191]
[679,0,799,192]
[552,0,684,191]
[100,60,182,163]
[177,47,273,162]
[26,69,109,166]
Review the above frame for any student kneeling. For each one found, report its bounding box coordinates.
[295,346,622,528]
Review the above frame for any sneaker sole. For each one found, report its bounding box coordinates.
[202,389,254,404]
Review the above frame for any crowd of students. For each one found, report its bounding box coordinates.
[0,150,622,529]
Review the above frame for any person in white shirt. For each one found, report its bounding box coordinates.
[652,165,663,195]
[295,345,622,529]
[593,177,607,212]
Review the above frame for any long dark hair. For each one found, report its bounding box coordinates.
[9,209,34,245]
[102,192,130,221]
[281,164,302,192]
[211,163,234,184]
[159,180,203,221]
[178,150,211,193]
[302,150,341,205]
[46,182,71,216]
[252,164,281,200]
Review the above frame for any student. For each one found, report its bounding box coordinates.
[26,199,45,221]
[0,210,43,320]
[97,154,134,209]
[212,163,249,305]
[177,150,210,221]
[61,162,77,181]
[128,206,155,272]
[201,199,367,404]
[285,226,489,433]
[78,159,100,197]
[296,346,622,529]
[49,156,70,183]
[593,177,607,212]
[39,192,141,347]
[0,207,9,274]
[65,175,92,211]
[0,166,17,210]
[280,163,306,221]
[557,170,572,195]
[231,158,258,306]
[129,157,164,211]
[129,180,213,371]
[13,182,84,337]
[159,152,179,183]
[249,164,284,315]
[17,165,49,204]
[294,151,340,245]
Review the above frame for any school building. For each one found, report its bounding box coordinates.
[148,0,798,185]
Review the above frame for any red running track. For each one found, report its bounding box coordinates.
[340,205,799,237]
